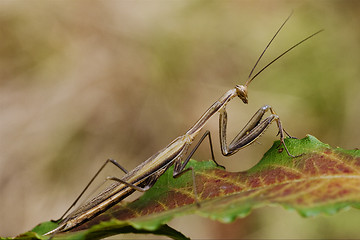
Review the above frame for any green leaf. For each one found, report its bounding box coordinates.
[11,222,189,240]
[10,135,360,239]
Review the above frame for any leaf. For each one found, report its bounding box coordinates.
[11,222,189,240]
[10,135,360,239]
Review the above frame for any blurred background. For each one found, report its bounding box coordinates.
[0,0,359,238]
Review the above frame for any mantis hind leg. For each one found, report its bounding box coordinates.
[219,105,298,157]
[52,158,129,222]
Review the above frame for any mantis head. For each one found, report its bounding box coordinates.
[235,84,249,104]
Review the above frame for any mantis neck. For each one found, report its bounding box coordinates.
[186,88,237,139]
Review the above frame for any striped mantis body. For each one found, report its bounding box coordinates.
[45,15,322,235]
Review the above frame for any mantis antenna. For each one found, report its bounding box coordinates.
[247,11,293,80]
[245,14,324,87]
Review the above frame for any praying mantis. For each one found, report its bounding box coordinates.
[45,14,322,235]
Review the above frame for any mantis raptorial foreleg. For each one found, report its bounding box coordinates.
[171,107,292,207]
[219,104,296,157]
